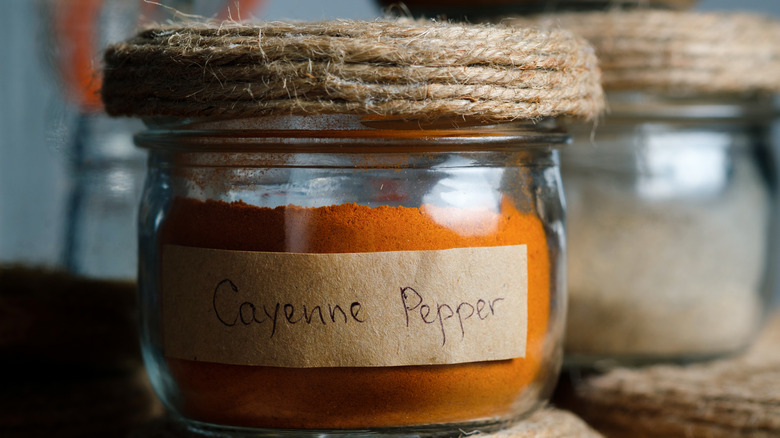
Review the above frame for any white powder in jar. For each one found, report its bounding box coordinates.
[564,134,771,360]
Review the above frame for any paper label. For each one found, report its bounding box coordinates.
[161,244,528,368]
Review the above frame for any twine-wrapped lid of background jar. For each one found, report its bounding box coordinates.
[376,0,698,21]
[509,10,780,95]
[101,19,603,122]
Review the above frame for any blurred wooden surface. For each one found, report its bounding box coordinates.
[0,267,140,370]
[0,267,162,438]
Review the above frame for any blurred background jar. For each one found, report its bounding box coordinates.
[508,9,780,365]
[0,1,276,435]
[2,0,151,377]
[1,0,276,374]
[563,92,777,364]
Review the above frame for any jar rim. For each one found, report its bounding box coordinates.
[135,114,570,152]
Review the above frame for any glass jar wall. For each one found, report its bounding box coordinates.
[136,115,567,436]
[562,93,777,365]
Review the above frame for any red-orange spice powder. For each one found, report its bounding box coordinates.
[160,196,551,429]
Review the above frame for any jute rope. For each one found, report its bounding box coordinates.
[378,0,698,20]
[563,313,780,438]
[102,20,604,121]
[505,0,696,7]
[506,11,780,94]
[559,0,697,8]
[489,407,604,437]
[538,0,697,9]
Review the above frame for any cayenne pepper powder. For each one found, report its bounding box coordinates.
[160,196,551,428]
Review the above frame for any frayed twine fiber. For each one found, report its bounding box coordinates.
[506,11,780,94]
[101,20,604,121]
[566,313,780,438]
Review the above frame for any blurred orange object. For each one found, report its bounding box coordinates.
[52,0,104,112]
[216,0,267,20]
[49,0,268,113]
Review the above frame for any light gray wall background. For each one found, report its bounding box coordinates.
[1,0,779,289]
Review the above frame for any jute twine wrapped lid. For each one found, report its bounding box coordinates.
[491,407,604,437]
[563,313,780,437]
[535,0,697,9]
[563,0,696,8]
[378,1,697,20]
[101,20,604,122]
[508,11,780,94]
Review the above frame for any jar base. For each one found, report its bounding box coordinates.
[174,415,525,438]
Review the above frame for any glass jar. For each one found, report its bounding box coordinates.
[562,93,777,366]
[136,114,567,436]
[64,114,146,280]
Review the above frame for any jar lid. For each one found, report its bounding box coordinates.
[381,0,697,15]
[509,11,780,95]
[101,20,603,122]
[553,0,696,8]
